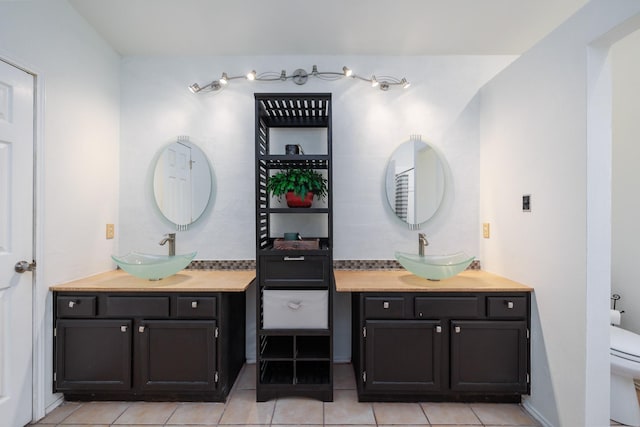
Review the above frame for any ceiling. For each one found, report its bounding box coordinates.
[68,0,588,56]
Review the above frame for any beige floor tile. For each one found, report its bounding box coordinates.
[52,425,112,427]
[324,425,375,427]
[235,363,257,390]
[166,402,225,425]
[113,402,178,425]
[271,397,324,424]
[379,425,434,427]
[271,425,323,427]
[61,402,130,425]
[334,363,356,390]
[373,402,428,424]
[35,401,83,424]
[218,389,275,425]
[421,402,482,425]
[471,403,538,426]
[324,390,376,425]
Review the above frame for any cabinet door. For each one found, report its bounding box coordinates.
[450,320,528,393]
[137,320,217,391]
[55,319,132,391]
[364,320,442,392]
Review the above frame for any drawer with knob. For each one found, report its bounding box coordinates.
[364,297,406,319]
[56,296,97,317]
[177,296,217,318]
[486,296,527,318]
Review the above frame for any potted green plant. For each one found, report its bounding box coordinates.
[267,168,328,208]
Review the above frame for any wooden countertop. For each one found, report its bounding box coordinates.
[50,269,255,292]
[334,269,533,293]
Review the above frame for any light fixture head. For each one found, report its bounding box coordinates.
[343,66,353,77]
[246,70,256,81]
[188,83,201,93]
[220,73,229,85]
[401,78,411,89]
[371,76,379,88]
[312,65,318,75]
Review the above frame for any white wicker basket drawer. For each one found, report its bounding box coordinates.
[263,290,328,329]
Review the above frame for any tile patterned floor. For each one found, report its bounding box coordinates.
[32,363,542,426]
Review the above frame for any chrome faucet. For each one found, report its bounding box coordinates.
[418,233,429,257]
[159,233,176,256]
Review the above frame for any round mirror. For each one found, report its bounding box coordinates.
[153,139,213,229]
[385,136,446,228]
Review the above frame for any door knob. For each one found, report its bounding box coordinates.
[15,260,36,273]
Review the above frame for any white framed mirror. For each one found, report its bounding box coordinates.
[385,135,446,228]
[153,138,213,229]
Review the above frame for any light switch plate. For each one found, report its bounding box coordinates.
[106,224,115,239]
[482,223,490,238]
[523,195,531,212]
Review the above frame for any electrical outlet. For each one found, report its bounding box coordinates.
[106,224,115,239]
[482,223,490,239]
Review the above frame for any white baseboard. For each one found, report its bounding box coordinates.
[522,399,554,427]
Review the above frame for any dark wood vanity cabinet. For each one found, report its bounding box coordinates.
[352,292,530,402]
[53,291,244,401]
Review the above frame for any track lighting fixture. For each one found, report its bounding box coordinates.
[188,65,410,93]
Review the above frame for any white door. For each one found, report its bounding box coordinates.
[0,60,35,426]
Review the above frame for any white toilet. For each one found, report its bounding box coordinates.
[611,311,640,426]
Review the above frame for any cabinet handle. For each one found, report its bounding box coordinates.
[383,301,389,309]
[68,301,75,308]
[435,325,442,333]
[287,301,302,310]
[283,256,305,261]
[138,326,145,333]
[507,301,514,309]
[120,326,127,332]
[455,326,461,333]
[191,301,198,309]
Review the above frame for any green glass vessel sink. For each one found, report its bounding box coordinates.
[111,251,197,280]
[394,251,475,281]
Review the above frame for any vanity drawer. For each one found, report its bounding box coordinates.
[106,296,169,317]
[260,255,329,287]
[176,296,217,318]
[364,297,405,319]
[263,290,328,329]
[415,297,480,319]
[57,296,96,317]
[486,296,527,318]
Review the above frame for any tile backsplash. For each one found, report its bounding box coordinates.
[188,259,481,270]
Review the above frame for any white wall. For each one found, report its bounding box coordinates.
[118,55,514,260]
[612,29,640,334]
[0,0,121,417]
[478,1,640,425]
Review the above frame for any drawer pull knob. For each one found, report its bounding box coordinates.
[139,326,145,333]
[68,301,75,308]
[284,256,305,261]
[192,301,198,309]
[507,301,514,309]
[287,301,302,310]
[436,325,442,333]
[383,301,389,309]
[455,326,461,333]
[120,326,127,332]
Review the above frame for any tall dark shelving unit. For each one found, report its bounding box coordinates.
[255,93,333,402]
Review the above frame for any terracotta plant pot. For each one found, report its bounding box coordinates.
[285,191,314,208]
